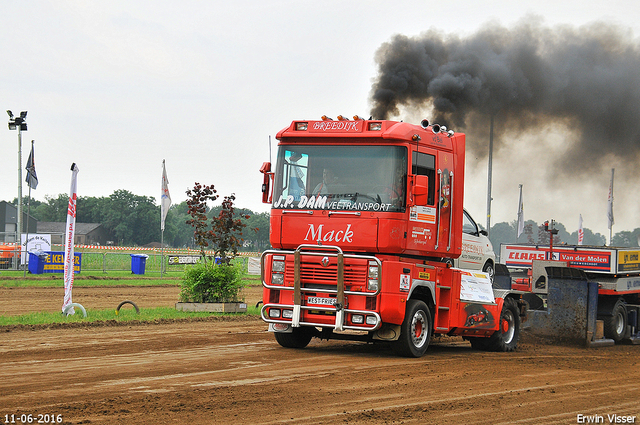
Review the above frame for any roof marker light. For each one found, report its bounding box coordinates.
[353,115,365,120]
[321,115,333,121]
[412,134,421,141]
[337,115,348,121]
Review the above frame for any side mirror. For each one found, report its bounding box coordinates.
[260,162,274,204]
[479,229,488,236]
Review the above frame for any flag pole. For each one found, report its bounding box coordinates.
[23,183,31,278]
[23,140,37,278]
[160,160,171,278]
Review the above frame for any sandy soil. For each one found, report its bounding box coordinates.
[2,285,640,424]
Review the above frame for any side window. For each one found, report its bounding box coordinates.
[281,151,308,202]
[462,211,479,236]
[412,152,436,205]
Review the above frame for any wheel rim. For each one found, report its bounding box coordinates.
[484,264,495,281]
[502,310,515,344]
[615,311,625,335]
[411,310,428,349]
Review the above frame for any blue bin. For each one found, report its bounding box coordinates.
[131,254,149,274]
[28,251,47,274]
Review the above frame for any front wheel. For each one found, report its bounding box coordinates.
[484,297,520,352]
[482,261,495,283]
[274,326,315,349]
[392,300,432,357]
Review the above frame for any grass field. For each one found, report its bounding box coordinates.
[0,305,262,327]
[0,272,263,326]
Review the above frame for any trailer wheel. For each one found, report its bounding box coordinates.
[485,297,520,352]
[392,300,432,357]
[274,326,314,349]
[602,299,627,342]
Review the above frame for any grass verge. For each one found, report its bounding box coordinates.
[0,272,261,288]
[0,304,262,327]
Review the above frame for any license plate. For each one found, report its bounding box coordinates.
[307,296,337,306]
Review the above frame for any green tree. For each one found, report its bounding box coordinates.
[612,229,640,247]
[101,190,159,245]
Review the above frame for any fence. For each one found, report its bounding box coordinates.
[0,247,260,275]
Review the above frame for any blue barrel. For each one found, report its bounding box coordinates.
[130,254,149,274]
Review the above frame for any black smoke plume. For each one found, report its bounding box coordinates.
[369,19,640,176]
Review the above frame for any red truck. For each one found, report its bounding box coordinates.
[259,116,526,357]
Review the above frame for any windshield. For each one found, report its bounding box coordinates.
[273,145,407,212]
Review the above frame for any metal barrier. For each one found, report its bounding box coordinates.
[0,249,254,274]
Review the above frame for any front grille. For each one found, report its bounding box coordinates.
[284,256,369,289]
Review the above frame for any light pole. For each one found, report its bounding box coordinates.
[7,110,27,266]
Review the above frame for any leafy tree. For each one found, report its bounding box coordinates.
[186,184,253,263]
[209,194,253,264]
[244,212,271,251]
[612,229,640,247]
[186,183,218,258]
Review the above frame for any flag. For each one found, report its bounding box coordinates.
[516,184,524,238]
[607,168,614,230]
[161,160,171,231]
[25,142,38,190]
[578,214,584,245]
[62,163,79,315]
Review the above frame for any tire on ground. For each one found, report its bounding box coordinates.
[274,326,315,349]
[484,297,520,352]
[600,298,627,342]
[392,299,432,358]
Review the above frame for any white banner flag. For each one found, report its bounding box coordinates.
[62,163,79,315]
[607,168,614,230]
[578,214,584,245]
[516,184,524,238]
[161,160,171,231]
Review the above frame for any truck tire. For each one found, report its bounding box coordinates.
[392,300,432,357]
[468,337,490,350]
[274,326,314,349]
[484,297,520,352]
[602,299,627,342]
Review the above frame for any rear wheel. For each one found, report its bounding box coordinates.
[274,326,314,349]
[484,297,520,352]
[601,299,627,342]
[392,300,432,357]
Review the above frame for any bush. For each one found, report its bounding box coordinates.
[179,262,245,303]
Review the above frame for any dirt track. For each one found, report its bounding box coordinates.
[2,285,640,424]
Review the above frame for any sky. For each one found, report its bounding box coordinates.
[1,0,638,240]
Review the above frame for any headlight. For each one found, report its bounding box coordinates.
[367,279,379,291]
[368,261,380,291]
[368,265,379,279]
[366,316,377,326]
[272,260,285,273]
[272,273,284,285]
[282,310,293,319]
[352,314,364,324]
[269,309,281,318]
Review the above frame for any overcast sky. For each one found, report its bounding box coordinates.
[1,1,638,239]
